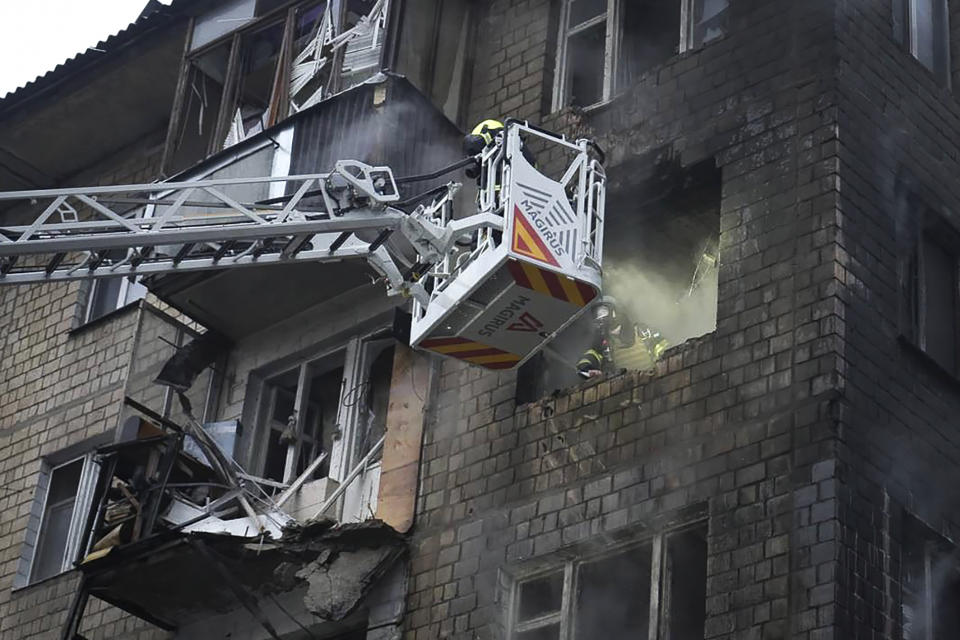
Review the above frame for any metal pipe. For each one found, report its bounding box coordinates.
[312,435,385,520]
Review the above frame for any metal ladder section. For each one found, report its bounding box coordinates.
[0,160,455,304]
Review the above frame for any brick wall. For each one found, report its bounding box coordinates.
[832,0,960,637]
[406,0,847,639]
[0,135,175,639]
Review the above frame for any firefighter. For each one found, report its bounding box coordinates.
[577,297,670,378]
[462,118,537,179]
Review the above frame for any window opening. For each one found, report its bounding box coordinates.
[262,359,343,483]
[575,544,652,639]
[517,159,721,404]
[898,0,950,83]
[554,0,725,110]
[618,1,681,92]
[355,343,394,461]
[509,524,708,640]
[83,249,147,324]
[900,208,960,377]
[663,527,708,639]
[902,514,960,640]
[687,0,729,50]
[27,455,99,584]
[515,571,565,638]
[921,235,958,374]
[224,20,287,147]
[171,41,232,169]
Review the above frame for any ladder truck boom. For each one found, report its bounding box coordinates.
[0,121,606,370]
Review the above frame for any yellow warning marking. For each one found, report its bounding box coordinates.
[466,353,522,365]
[521,262,551,296]
[558,274,585,307]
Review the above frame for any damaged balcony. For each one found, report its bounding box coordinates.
[145,71,463,340]
[57,299,429,638]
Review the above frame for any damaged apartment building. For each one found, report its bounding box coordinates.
[2,0,960,638]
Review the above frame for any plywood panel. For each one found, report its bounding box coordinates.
[376,344,430,533]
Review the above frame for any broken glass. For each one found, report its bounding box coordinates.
[518,571,564,622]
[225,20,287,147]
[575,544,652,639]
[566,22,606,107]
[665,527,708,640]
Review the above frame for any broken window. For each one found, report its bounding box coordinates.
[509,524,707,639]
[223,20,288,146]
[21,454,99,585]
[516,157,721,404]
[166,0,391,172]
[900,208,960,376]
[895,0,951,83]
[261,357,343,483]
[902,514,960,640]
[553,0,727,110]
[252,331,397,521]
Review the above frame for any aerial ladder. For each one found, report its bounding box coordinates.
[0,120,606,370]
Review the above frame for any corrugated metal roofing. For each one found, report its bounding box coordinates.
[0,0,193,110]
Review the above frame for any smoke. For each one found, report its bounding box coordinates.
[604,257,718,347]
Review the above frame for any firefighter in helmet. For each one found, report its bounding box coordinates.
[462,119,537,179]
[577,296,670,378]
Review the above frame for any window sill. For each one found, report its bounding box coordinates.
[897,334,960,391]
[11,567,78,594]
[68,299,142,337]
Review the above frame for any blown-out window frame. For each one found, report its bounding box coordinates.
[163,0,391,173]
[551,0,729,111]
[505,522,708,640]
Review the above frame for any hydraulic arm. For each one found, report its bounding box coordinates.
[0,121,606,369]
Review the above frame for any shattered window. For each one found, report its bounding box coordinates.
[509,524,707,639]
[575,546,652,638]
[166,0,392,171]
[262,361,342,483]
[224,20,287,147]
[555,0,725,110]
[169,42,231,171]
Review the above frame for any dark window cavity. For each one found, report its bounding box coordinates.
[509,524,708,639]
[902,514,960,640]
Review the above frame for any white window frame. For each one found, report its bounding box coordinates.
[20,453,100,586]
[903,0,951,84]
[552,0,729,111]
[505,523,707,639]
[83,275,147,324]
[253,327,395,520]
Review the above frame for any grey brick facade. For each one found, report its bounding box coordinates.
[1,0,959,639]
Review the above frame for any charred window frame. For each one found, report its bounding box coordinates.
[894,0,951,85]
[506,523,707,639]
[164,0,391,172]
[899,204,960,377]
[252,330,396,491]
[901,514,960,640]
[15,453,100,588]
[552,0,728,110]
